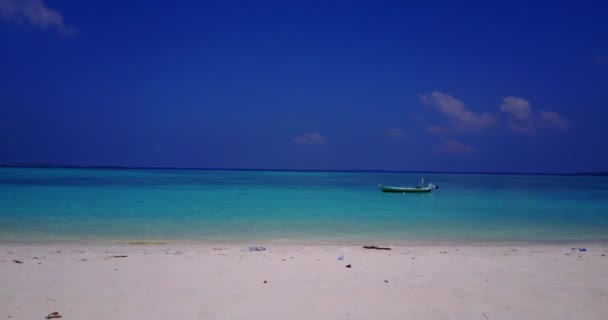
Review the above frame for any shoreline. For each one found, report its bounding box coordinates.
[3,238,608,247]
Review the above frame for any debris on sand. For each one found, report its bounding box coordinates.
[164,250,182,255]
[384,280,389,283]
[363,246,391,250]
[345,264,352,268]
[263,280,268,284]
[13,260,23,264]
[45,312,62,319]
[249,246,266,252]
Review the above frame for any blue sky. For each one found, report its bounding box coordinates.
[1,0,607,173]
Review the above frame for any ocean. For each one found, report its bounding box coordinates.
[1,167,607,244]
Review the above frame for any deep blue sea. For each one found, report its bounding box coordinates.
[1,168,607,243]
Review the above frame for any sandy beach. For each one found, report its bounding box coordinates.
[1,243,607,320]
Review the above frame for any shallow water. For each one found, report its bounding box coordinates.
[1,168,607,243]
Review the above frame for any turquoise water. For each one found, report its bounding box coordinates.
[1,168,607,243]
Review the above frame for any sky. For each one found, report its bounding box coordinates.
[1,0,607,173]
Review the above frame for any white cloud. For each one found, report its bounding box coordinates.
[293,133,327,145]
[499,96,568,134]
[385,128,407,140]
[499,96,535,134]
[539,110,569,130]
[0,0,75,35]
[435,140,478,154]
[420,91,496,132]
[499,96,531,119]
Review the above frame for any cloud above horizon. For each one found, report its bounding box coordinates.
[418,92,569,136]
[500,96,569,134]
[499,96,536,134]
[539,110,569,130]
[385,128,407,140]
[293,133,327,145]
[420,91,496,134]
[435,140,479,155]
[0,0,75,35]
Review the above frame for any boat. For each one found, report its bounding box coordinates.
[379,178,438,193]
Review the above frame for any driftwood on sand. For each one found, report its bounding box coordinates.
[45,312,62,319]
[363,246,391,250]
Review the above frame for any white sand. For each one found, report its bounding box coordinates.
[1,243,607,320]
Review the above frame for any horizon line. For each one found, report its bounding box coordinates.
[1,163,606,176]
